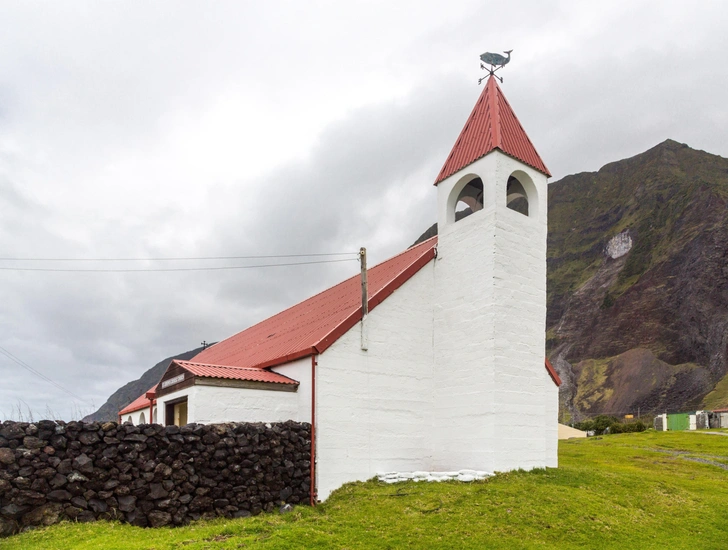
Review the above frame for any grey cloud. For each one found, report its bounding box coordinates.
[1,1,727,419]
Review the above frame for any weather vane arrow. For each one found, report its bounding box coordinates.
[478,49,512,84]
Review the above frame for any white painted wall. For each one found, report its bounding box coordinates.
[434,150,554,473]
[154,358,311,425]
[544,369,559,467]
[271,358,312,423]
[432,204,496,471]
[155,386,192,425]
[190,385,300,424]
[720,413,728,428]
[316,263,435,500]
[124,405,157,426]
[315,150,555,499]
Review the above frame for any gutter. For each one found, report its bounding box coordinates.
[310,354,318,506]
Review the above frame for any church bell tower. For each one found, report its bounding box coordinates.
[431,75,556,472]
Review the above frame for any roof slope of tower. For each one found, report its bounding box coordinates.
[434,75,550,184]
[191,237,438,370]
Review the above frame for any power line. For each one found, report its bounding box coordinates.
[0,258,358,273]
[0,252,358,262]
[0,346,94,407]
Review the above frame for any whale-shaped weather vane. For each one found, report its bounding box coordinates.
[479,49,512,84]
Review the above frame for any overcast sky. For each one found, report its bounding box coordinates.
[1,1,727,420]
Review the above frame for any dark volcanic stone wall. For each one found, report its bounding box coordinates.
[0,420,311,537]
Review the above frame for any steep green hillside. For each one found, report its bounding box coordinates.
[548,140,728,417]
[703,371,728,410]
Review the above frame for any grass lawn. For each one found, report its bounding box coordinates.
[3,430,727,549]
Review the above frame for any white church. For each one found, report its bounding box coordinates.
[120,75,561,501]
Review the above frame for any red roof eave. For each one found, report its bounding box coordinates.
[119,384,158,416]
[172,359,299,386]
[119,400,156,416]
[243,348,319,371]
[545,358,562,387]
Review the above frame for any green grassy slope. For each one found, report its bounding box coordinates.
[5,431,728,549]
[548,139,728,326]
[703,372,728,410]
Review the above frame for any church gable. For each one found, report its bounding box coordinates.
[155,360,299,398]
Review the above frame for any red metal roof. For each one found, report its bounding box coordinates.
[434,75,550,184]
[172,360,299,385]
[193,237,438,370]
[545,358,562,387]
[127,234,556,404]
[119,384,157,416]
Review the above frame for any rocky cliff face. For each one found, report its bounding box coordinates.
[548,140,728,419]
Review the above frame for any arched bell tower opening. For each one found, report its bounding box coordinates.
[505,170,539,219]
[506,176,528,216]
[445,174,484,225]
[455,177,483,221]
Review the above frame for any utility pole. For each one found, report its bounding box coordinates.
[360,247,368,351]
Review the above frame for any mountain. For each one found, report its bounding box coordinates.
[547,139,728,419]
[83,346,206,422]
[415,139,728,419]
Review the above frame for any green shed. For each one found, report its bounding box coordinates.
[666,413,690,431]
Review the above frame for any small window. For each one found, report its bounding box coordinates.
[153,408,158,424]
[126,416,132,424]
[455,177,484,222]
[139,412,146,424]
[506,176,528,216]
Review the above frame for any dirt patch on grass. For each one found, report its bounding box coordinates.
[649,448,728,470]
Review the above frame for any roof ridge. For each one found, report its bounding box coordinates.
[490,76,502,147]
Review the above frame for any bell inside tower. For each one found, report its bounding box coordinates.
[454,177,484,222]
[506,175,529,216]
